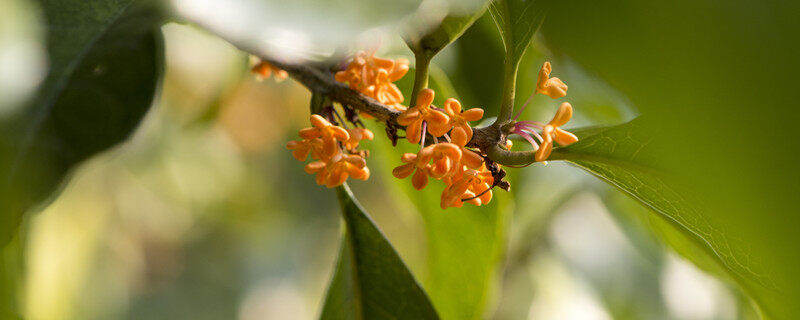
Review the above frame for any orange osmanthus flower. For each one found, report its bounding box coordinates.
[286,139,323,161]
[298,115,350,161]
[417,142,462,179]
[335,51,409,108]
[450,126,484,169]
[396,89,449,143]
[344,128,374,151]
[536,61,568,99]
[392,153,431,190]
[440,166,494,209]
[305,152,370,188]
[535,102,579,162]
[443,98,483,142]
[287,115,372,187]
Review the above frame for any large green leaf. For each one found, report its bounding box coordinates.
[488,0,550,65]
[404,1,489,58]
[320,184,439,319]
[550,118,795,318]
[540,0,800,317]
[0,0,164,245]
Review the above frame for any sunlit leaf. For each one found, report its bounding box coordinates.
[320,184,439,319]
[0,0,164,245]
[551,118,794,318]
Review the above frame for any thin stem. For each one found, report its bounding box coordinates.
[516,120,545,128]
[517,125,544,143]
[332,106,348,129]
[513,90,537,121]
[420,121,428,151]
[493,56,520,126]
[513,128,539,149]
[409,54,431,107]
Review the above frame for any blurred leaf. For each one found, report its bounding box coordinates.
[488,0,550,65]
[405,1,489,58]
[320,184,439,319]
[0,0,164,245]
[0,237,23,319]
[173,0,424,60]
[551,118,790,318]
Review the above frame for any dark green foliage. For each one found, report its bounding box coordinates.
[320,185,439,319]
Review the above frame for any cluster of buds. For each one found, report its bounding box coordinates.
[393,89,495,209]
[510,62,578,162]
[286,115,373,188]
[335,50,409,111]
[250,56,288,81]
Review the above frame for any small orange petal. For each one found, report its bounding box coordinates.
[305,161,326,173]
[461,108,484,122]
[310,114,330,128]
[553,127,579,146]
[535,139,553,162]
[451,127,469,147]
[444,98,462,115]
[405,119,423,144]
[393,163,416,179]
[415,88,435,108]
[298,128,320,139]
[412,168,429,190]
[331,126,351,141]
[549,102,573,127]
[462,149,484,169]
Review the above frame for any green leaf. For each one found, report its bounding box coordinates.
[404,1,490,57]
[320,184,439,319]
[540,1,800,316]
[488,0,550,65]
[0,0,164,245]
[551,118,795,318]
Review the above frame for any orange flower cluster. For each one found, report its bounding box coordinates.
[335,51,409,111]
[250,56,288,81]
[511,61,579,163]
[286,115,373,188]
[392,88,492,209]
[396,89,484,144]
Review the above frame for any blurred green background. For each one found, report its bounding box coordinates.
[3,0,799,318]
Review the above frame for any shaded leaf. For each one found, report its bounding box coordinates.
[0,0,164,245]
[488,0,551,65]
[320,184,439,319]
